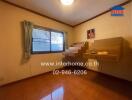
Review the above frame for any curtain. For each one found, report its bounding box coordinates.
[23,20,33,59]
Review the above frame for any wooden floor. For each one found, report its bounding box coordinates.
[0,70,132,100]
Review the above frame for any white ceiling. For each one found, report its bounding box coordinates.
[5,0,127,26]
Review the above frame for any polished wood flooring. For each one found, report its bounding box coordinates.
[0,70,132,100]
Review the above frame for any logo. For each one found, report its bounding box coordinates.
[111,5,124,16]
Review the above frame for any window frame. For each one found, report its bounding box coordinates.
[31,25,65,54]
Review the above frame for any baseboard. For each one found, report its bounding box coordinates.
[0,67,64,87]
[1,66,132,88]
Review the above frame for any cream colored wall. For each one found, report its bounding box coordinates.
[74,2,132,81]
[74,2,132,48]
[0,1,73,86]
[0,1,132,86]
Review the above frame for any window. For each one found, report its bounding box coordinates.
[32,26,64,54]
[51,31,64,51]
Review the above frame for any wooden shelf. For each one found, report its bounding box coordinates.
[83,52,120,62]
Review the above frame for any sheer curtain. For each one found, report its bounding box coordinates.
[23,20,33,59]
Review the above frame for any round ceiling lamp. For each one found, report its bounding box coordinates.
[60,0,74,5]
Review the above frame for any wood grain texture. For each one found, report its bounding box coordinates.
[0,69,132,100]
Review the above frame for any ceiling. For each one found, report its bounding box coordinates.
[5,0,128,26]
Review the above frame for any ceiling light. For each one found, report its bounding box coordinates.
[60,0,74,5]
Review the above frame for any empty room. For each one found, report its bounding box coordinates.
[0,0,132,100]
